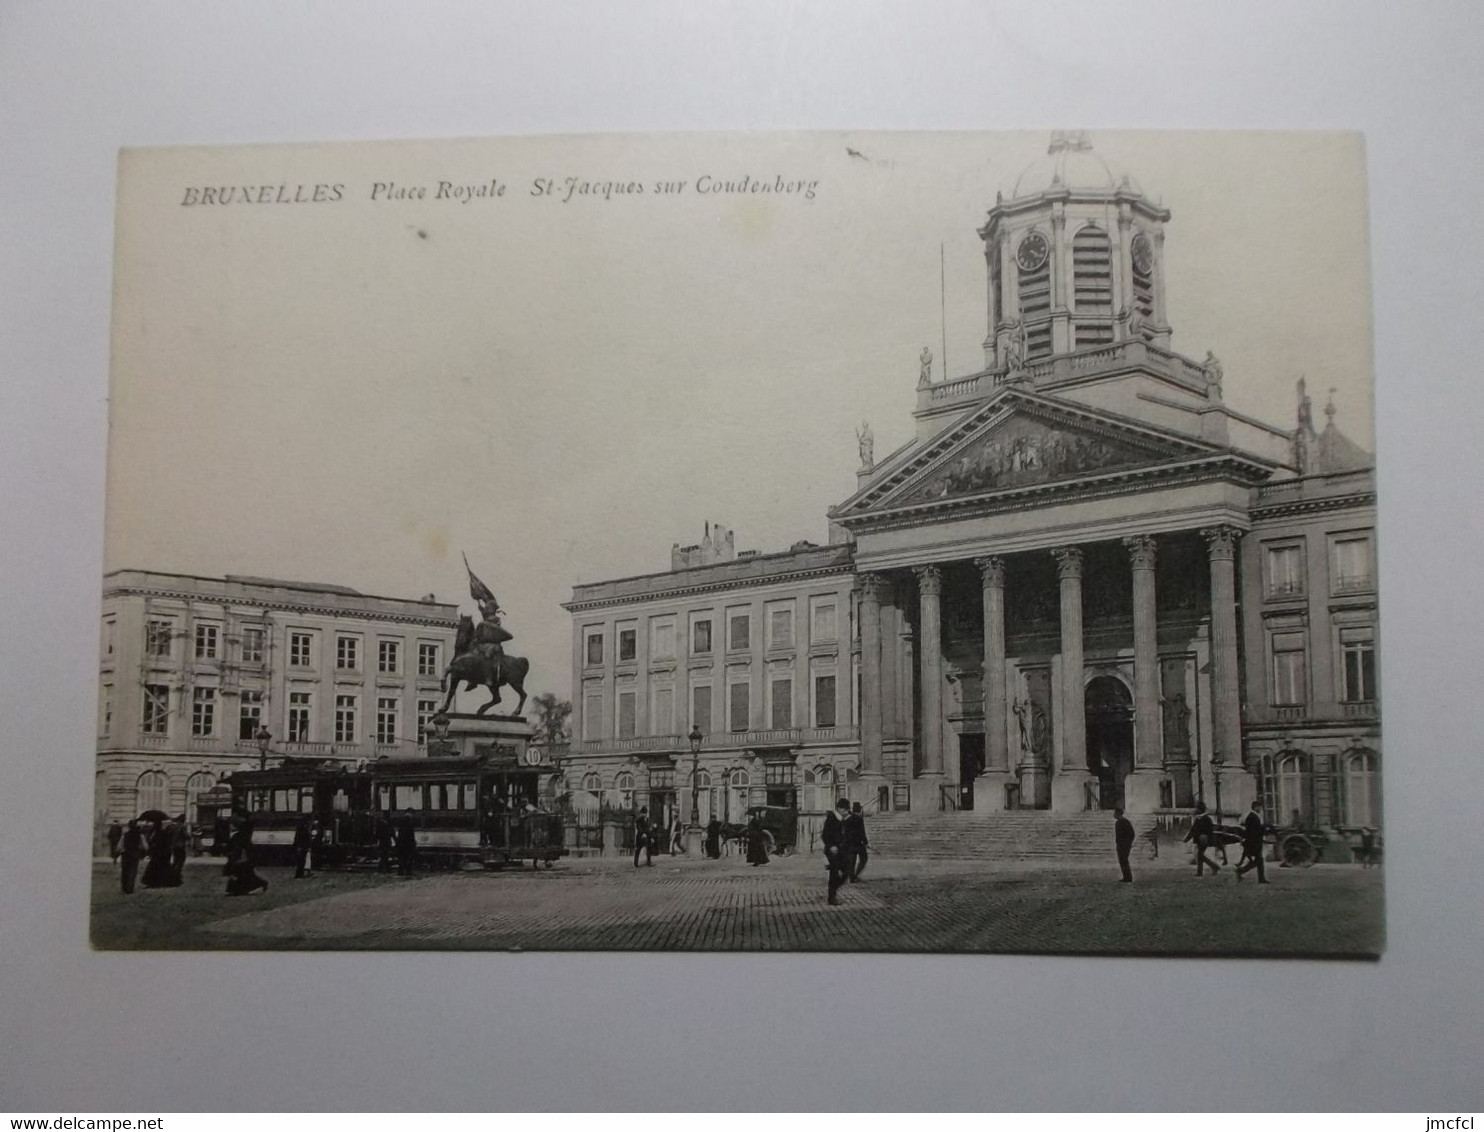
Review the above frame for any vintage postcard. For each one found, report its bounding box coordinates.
[93,130,1382,955]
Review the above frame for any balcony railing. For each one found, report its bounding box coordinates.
[574,724,858,757]
[1341,701,1378,719]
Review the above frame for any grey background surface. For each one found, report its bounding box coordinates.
[1,0,1480,1112]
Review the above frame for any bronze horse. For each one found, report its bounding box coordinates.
[440,614,529,716]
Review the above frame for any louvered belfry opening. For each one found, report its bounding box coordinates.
[1017,241,1052,359]
[1072,225,1115,348]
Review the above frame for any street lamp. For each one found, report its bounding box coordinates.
[431,710,452,757]
[688,725,704,826]
[254,725,272,772]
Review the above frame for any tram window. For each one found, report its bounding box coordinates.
[377,784,392,811]
[394,784,424,810]
[272,789,291,812]
[460,783,477,810]
[250,790,269,813]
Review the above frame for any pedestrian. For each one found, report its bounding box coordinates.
[141,819,179,888]
[670,814,685,855]
[170,813,190,884]
[846,802,869,880]
[745,814,770,867]
[376,811,394,872]
[1114,806,1135,882]
[224,819,268,896]
[1358,826,1379,869]
[119,819,145,895]
[395,808,418,875]
[821,798,852,904]
[107,820,124,863]
[1234,799,1272,883]
[633,807,655,867]
[1184,802,1221,876]
[704,817,722,860]
[293,816,315,878]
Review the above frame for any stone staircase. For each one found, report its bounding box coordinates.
[865,809,1134,863]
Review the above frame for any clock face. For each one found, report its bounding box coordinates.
[1016,231,1049,272]
[1131,232,1153,274]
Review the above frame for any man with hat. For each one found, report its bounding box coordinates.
[821,798,853,905]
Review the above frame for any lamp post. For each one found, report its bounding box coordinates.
[688,725,704,825]
[430,710,453,757]
[254,725,272,772]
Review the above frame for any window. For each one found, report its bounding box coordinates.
[239,690,264,740]
[1332,536,1374,593]
[336,635,360,670]
[582,693,603,741]
[764,763,795,787]
[185,771,216,814]
[618,626,637,662]
[1266,543,1305,598]
[649,766,675,791]
[767,606,794,650]
[290,632,313,668]
[814,674,837,728]
[145,620,172,658]
[288,691,312,742]
[334,695,358,743]
[692,617,713,654]
[728,610,751,651]
[652,686,674,735]
[376,696,399,744]
[418,643,440,676]
[194,623,219,660]
[142,684,170,735]
[241,626,265,664]
[650,619,675,659]
[378,640,401,674]
[1130,231,1155,333]
[585,630,604,666]
[581,771,603,793]
[1343,750,1379,827]
[191,687,216,737]
[416,699,437,745]
[617,691,636,739]
[1340,627,1377,703]
[102,618,115,658]
[690,768,717,823]
[810,599,837,643]
[728,681,750,732]
[394,784,423,810]
[726,768,750,822]
[770,677,793,729]
[135,770,169,814]
[615,771,635,809]
[691,684,712,734]
[1275,751,1312,825]
[1271,632,1306,706]
[99,684,113,738]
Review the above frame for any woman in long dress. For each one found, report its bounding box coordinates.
[140,820,180,888]
[745,815,770,866]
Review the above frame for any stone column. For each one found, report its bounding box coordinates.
[857,573,886,781]
[913,565,945,785]
[974,556,1009,773]
[1202,526,1246,792]
[1051,547,1086,793]
[1124,535,1161,770]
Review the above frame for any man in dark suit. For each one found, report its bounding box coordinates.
[119,819,145,894]
[1184,802,1221,876]
[845,802,869,881]
[395,809,418,875]
[1234,799,1272,883]
[293,817,315,878]
[633,807,654,868]
[1113,807,1135,882]
[821,798,852,905]
[376,812,394,872]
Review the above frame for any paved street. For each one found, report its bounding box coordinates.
[91,851,1384,956]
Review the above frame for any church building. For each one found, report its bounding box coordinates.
[564,134,1379,839]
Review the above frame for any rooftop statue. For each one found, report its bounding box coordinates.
[856,421,875,471]
[918,346,933,388]
[440,553,530,717]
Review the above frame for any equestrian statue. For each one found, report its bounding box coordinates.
[440,553,530,717]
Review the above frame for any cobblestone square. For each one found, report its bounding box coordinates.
[91,852,1384,956]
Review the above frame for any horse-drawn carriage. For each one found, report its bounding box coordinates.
[1208,820,1336,868]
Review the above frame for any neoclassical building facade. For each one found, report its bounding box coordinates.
[565,134,1380,831]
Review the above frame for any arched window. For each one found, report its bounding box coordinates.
[802,764,836,812]
[581,771,603,793]
[184,771,216,817]
[1275,751,1312,827]
[688,768,715,823]
[726,768,750,823]
[135,770,169,815]
[1343,749,1379,828]
[615,770,635,810]
[1072,226,1114,347]
[95,769,109,822]
[1016,230,1053,359]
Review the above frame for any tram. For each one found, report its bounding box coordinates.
[224,750,568,869]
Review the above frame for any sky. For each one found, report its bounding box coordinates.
[104,130,1374,704]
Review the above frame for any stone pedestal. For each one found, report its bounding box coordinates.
[440,712,537,760]
[1123,768,1165,814]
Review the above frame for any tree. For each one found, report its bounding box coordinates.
[530,693,572,749]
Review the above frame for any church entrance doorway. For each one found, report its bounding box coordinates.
[957,734,985,810]
[1085,676,1134,811]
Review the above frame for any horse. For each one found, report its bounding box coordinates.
[440,615,530,716]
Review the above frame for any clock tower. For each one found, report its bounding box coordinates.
[981,131,1174,370]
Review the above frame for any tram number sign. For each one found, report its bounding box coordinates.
[522,746,543,766]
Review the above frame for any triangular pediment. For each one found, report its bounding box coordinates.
[837,389,1237,520]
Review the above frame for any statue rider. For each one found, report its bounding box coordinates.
[464,554,513,684]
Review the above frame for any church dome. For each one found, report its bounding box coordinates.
[1010,131,1142,199]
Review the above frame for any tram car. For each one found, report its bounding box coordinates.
[224,750,568,869]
